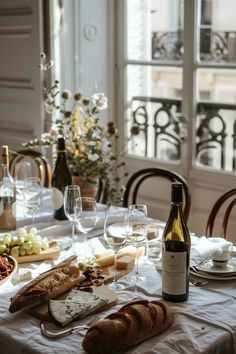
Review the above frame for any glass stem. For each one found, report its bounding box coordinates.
[135,246,139,275]
[71,223,75,247]
[32,212,35,225]
[113,251,118,284]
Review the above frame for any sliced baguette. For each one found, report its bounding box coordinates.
[9,256,85,313]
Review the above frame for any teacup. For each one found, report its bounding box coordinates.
[212,242,233,268]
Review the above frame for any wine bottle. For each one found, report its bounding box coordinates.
[0,145,16,231]
[51,137,72,220]
[162,182,190,302]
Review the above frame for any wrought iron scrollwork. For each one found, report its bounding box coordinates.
[200,30,235,62]
[152,30,236,62]
[196,104,227,169]
[152,31,183,61]
[131,97,182,160]
[132,105,148,156]
[153,102,181,159]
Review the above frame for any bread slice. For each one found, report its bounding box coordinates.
[9,256,85,313]
[49,290,109,326]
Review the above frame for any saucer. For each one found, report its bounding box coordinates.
[196,257,236,275]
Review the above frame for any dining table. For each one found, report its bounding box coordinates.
[0,188,236,354]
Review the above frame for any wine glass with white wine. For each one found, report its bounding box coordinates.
[23,177,42,225]
[64,185,81,248]
[14,161,32,194]
[104,207,128,291]
[127,204,148,283]
[75,197,98,260]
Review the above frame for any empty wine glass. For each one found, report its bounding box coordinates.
[64,185,81,248]
[127,204,148,283]
[104,207,128,291]
[14,161,32,196]
[75,197,98,260]
[23,177,42,224]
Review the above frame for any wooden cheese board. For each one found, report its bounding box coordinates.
[29,283,119,321]
[28,263,134,322]
[16,241,60,264]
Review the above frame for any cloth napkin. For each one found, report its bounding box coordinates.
[190,235,233,267]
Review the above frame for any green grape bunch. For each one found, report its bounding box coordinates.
[0,227,50,258]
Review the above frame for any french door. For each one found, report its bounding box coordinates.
[117,0,236,241]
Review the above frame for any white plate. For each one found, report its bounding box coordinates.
[0,255,18,286]
[196,257,236,275]
[190,269,236,281]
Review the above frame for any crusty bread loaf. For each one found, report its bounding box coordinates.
[9,256,85,313]
[82,298,174,354]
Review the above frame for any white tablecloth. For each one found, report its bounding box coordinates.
[0,194,236,354]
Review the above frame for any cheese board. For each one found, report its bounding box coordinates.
[28,262,134,323]
[16,241,60,264]
[29,282,119,322]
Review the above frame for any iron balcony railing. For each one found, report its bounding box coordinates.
[131,96,236,171]
[152,29,236,62]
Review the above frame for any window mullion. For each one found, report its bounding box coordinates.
[182,0,198,176]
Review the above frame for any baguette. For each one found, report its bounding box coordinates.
[82,298,174,354]
[9,256,85,313]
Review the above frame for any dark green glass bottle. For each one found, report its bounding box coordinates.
[162,182,191,302]
[51,138,72,220]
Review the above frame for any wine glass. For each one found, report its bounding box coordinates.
[104,207,128,291]
[64,185,81,248]
[75,197,98,260]
[23,177,42,224]
[127,204,148,282]
[14,161,32,198]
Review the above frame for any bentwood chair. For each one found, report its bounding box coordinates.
[206,187,236,238]
[123,167,191,221]
[9,149,52,188]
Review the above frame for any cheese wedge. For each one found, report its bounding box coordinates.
[116,255,135,270]
[49,291,109,327]
[94,249,114,259]
[95,246,145,268]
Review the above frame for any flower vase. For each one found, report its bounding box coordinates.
[72,175,99,199]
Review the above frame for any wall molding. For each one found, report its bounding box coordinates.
[0,78,33,89]
[0,7,32,17]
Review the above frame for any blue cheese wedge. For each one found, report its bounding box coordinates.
[49,290,109,327]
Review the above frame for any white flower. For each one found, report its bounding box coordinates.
[102,140,110,149]
[44,102,55,114]
[88,153,99,161]
[62,90,72,99]
[88,141,96,146]
[49,126,58,136]
[91,93,108,110]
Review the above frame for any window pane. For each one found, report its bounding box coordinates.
[127,65,183,100]
[199,0,236,63]
[196,68,236,171]
[197,68,236,104]
[127,65,183,162]
[196,104,236,172]
[127,0,184,61]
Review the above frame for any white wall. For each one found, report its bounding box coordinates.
[0,0,44,151]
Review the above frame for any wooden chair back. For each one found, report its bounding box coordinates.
[123,167,191,221]
[9,149,52,187]
[206,187,236,238]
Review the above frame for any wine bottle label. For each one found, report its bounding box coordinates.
[162,250,187,295]
[52,187,64,210]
